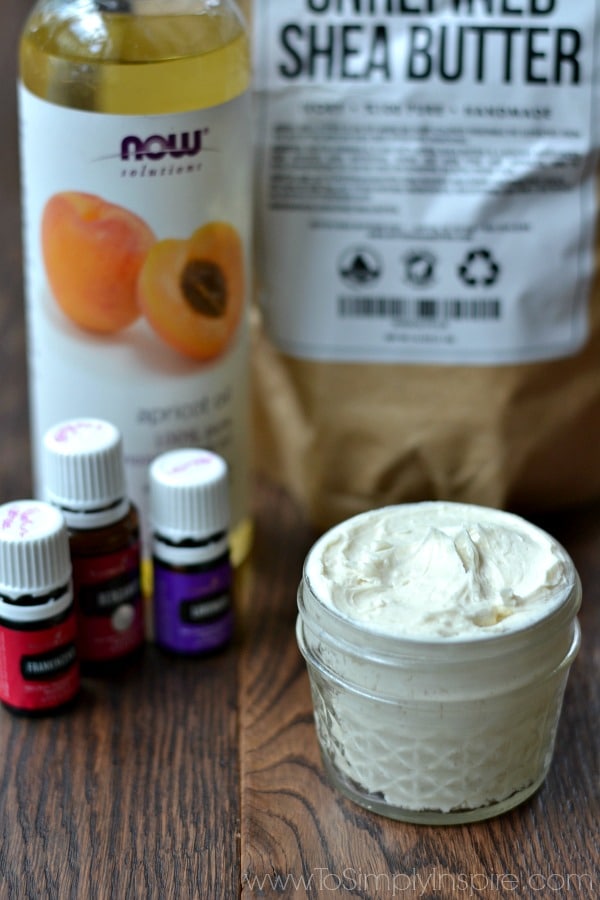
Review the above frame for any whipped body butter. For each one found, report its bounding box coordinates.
[296,502,581,824]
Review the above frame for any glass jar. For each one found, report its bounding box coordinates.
[296,503,582,825]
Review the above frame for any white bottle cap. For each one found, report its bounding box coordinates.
[42,418,129,528]
[149,448,230,543]
[0,501,72,611]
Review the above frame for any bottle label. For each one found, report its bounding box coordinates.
[253,2,598,365]
[153,559,233,654]
[19,88,251,558]
[73,543,144,662]
[0,614,79,712]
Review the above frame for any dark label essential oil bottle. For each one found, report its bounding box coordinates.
[43,418,145,673]
[149,448,234,656]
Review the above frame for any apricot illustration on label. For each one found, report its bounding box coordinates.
[42,191,156,334]
[137,221,244,362]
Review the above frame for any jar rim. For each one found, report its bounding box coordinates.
[300,571,581,657]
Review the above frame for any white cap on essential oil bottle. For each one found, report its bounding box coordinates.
[42,418,130,529]
[0,500,73,621]
[149,448,230,544]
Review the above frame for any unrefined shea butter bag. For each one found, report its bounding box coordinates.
[251,1,600,529]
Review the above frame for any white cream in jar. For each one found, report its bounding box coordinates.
[296,502,581,824]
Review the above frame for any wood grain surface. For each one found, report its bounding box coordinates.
[0,4,598,899]
[238,490,600,900]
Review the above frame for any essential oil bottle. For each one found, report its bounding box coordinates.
[0,500,80,715]
[19,0,254,579]
[150,448,234,656]
[43,418,145,672]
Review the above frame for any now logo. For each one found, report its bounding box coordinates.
[121,130,205,161]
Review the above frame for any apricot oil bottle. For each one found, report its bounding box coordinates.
[18,1,253,584]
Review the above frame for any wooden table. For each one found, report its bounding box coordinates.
[0,5,598,898]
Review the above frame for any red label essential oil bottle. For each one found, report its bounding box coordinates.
[0,500,80,715]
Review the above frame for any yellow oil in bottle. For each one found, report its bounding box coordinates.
[20,3,250,114]
[19,1,254,573]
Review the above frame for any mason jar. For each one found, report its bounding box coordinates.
[296,502,581,825]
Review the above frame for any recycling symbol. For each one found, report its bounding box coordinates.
[458,248,500,287]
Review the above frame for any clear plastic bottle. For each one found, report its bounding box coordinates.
[19,1,253,584]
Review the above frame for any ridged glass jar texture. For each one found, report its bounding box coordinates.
[296,512,581,825]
